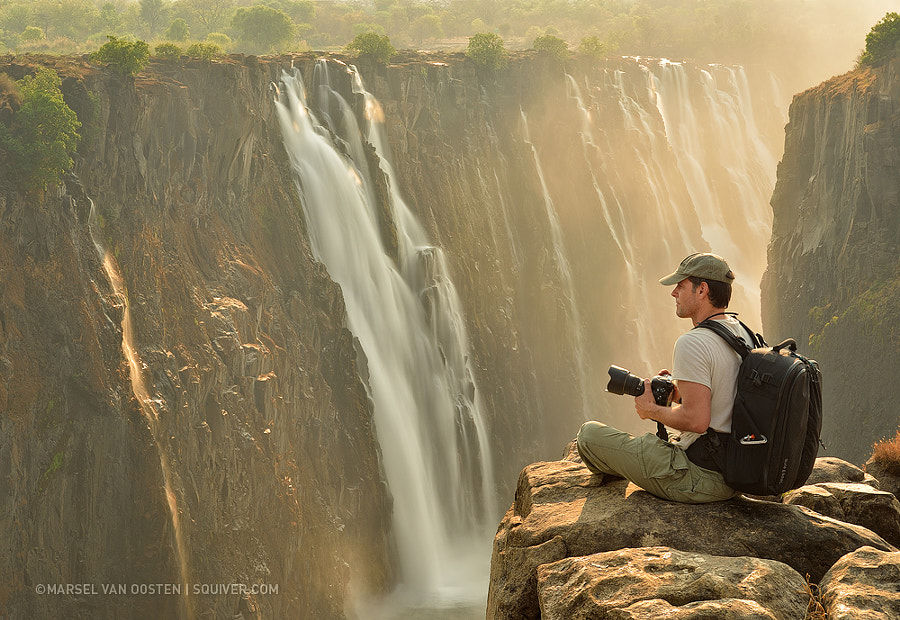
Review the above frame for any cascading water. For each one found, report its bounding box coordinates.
[86,199,192,618]
[273,65,495,613]
[650,60,777,323]
[519,109,593,420]
[550,58,780,430]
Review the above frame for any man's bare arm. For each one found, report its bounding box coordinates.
[634,379,711,434]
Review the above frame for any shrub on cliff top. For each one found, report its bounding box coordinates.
[91,36,150,76]
[346,32,396,65]
[0,67,81,192]
[860,12,900,66]
[872,428,900,476]
[466,32,508,70]
[154,43,182,60]
[533,34,569,64]
[578,35,610,60]
[186,42,224,60]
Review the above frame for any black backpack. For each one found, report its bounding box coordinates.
[695,316,823,496]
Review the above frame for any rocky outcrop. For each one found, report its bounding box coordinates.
[487,457,897,619]
[762,58,900,463]
[537,547,809,620]
[784,482,900,547]
[819,546,900,618]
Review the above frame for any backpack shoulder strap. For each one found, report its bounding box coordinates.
[694,315,754,359]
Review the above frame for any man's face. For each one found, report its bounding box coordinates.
[671,278,701,319]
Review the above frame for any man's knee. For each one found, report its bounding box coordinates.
[577,420,609,448]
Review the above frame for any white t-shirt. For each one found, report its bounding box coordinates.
[671,316,753,449]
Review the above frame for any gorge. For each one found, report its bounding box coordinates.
[1,46,898,619]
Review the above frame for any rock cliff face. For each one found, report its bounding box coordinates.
[0,51,785,617]
[0,55,393,619]
[763,58,900,463]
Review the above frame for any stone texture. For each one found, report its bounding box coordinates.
[820,546,900,619]
[487,459,897,620]
[0,54,393,619]
[762,58,900,464]
[806,456,878,487]
[867,456,900,499]
[786,482,900,547]
[536,547,808,620]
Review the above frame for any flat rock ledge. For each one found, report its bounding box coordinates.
[487,459,898,619]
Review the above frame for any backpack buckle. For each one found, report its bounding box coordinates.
[740,434,768,445]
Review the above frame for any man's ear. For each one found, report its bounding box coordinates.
[698,281,710,298]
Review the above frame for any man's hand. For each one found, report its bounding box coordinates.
[634,380,658,420]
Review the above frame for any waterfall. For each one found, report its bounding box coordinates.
[273,65,495,608]
[520,109,593,419]
[650,60,777,324]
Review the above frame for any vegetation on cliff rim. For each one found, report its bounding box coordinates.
[0,0,876,72]
[859,12,900,66]
[90,36,150,76]
[346,32,396,65]
[872,428,900,476]
[466,33,508,70]
[0,66,80,192]
[532,34,569,64]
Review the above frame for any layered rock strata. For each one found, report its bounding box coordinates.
[763,58,900,462]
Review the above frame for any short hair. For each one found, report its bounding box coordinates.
[688,276,732,309]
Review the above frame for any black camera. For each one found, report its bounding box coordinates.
[606,365,675,407]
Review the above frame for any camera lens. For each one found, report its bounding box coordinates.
[606,365,645,397]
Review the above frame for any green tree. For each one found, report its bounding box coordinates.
[466,32,508,70]
[860,12,900,66]
[90,36,151,77]
[346,31,396,64]
[186,41,223,60]
[181,0,234,37]
[232,5,294,53]
[154,42,182,59]
[533,34,568,63]
[21,26,45,43]
[165,18,190,41]
[0,67,81,192]
[577,35,608,60]
[140,0,169,38]
[206,32,231,49]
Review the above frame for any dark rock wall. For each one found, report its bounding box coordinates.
[763,59,900,464]
[0,55,392,619]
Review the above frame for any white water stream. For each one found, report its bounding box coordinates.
[274,65,495,615]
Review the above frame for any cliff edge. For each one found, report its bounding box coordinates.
[487,448,900,619]
[763,58,900,463]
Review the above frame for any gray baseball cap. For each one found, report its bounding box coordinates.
[659,252,735,285]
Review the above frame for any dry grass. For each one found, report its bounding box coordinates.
[803,575,827,620]
[872,428,900,476]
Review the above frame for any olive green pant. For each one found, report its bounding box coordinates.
[576,421,739,504]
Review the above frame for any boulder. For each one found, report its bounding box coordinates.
[487,459,897,620]
[866,456,900,499]
[806,456,878,487]
[819,546,900,619]
[785,482,900,548]
[536,546,809,620]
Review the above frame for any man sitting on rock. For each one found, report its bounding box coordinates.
[577,252,755,503]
